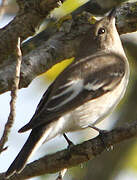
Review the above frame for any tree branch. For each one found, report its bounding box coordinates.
[0,0,65,64]
[1,120,137,180]
[73,0,129,15]
[0,2,136,94]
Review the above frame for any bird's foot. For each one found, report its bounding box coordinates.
[88,125,113,151]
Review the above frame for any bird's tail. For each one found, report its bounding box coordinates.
[5,125,52,178]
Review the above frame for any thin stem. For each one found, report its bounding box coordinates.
[0,37,22,153]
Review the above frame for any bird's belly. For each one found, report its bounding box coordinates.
[62,76,128,133]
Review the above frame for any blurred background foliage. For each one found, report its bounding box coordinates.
[0,0,137,180]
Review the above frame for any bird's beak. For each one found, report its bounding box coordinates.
[108,8,117,21]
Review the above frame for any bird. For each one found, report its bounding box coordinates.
[6,8,129,178]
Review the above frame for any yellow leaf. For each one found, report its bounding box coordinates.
[42,58,74,81]
[52,0,89,18]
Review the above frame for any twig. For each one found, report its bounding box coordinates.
[0,38,22,153]
[0,0,7,19]
[56,169,67,180]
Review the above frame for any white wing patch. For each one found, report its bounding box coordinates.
[47,79,84,111]
[51,80,76,100]
[84,80,106,91]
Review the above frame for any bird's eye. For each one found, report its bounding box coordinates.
[98,27,106,35]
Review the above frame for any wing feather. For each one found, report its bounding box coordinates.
[19,53,126,132]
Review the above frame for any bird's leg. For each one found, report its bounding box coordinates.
[88,125,108,134]
[88,125,113,151]
[63,133,74,149]
[63,133,90,160]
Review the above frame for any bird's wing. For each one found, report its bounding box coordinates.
[19,53,126,132]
